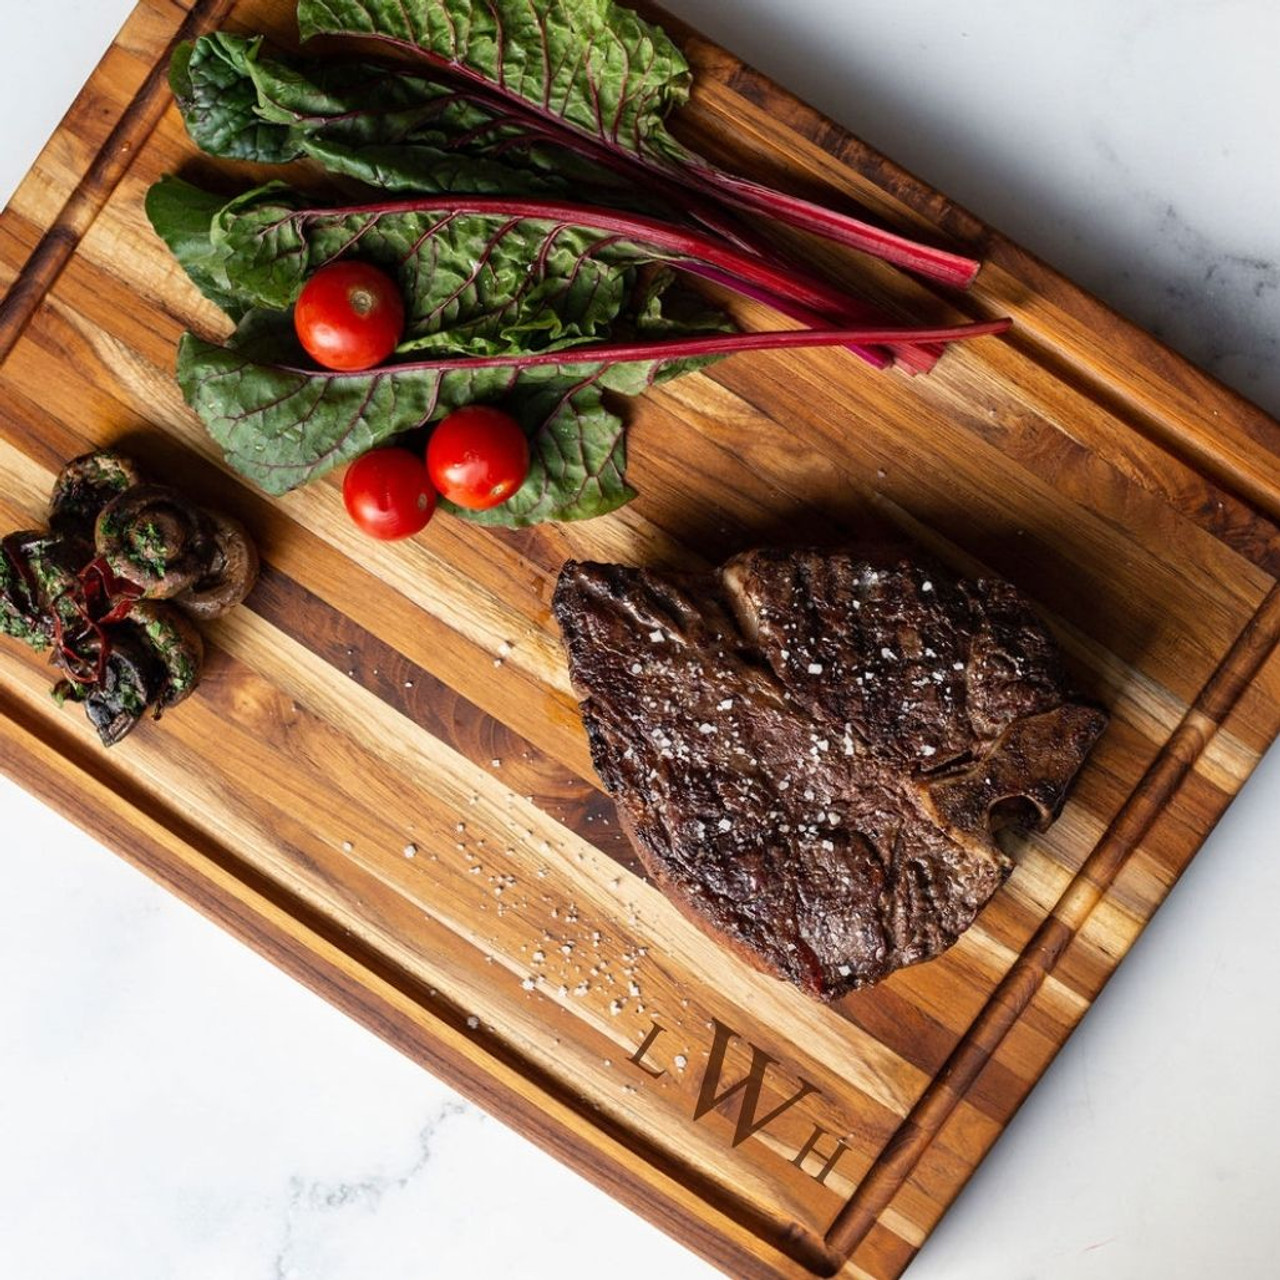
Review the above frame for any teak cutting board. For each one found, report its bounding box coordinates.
[4,2,1280,1276]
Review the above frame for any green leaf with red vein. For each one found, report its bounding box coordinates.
[172,32,626,200]
[206,182,665,356]
[297,0,981,286]
[297,0,693,157]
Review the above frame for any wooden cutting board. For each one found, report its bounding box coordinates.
[3,2,1280,1276]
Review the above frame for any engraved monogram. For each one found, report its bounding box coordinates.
[630,1018,852,1185]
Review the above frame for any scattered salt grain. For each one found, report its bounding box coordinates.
[880,647,896,660]
[466,1015,480,1030]
[807,662,824,675]
[341,840,353,853]
[698,723,716,734]
[649,630,664,643]
[630,662,642,674]
[922,580,934,592]
[521,978,536,991]
[717,818,732,833]
[674,1054,688,1071]
[403,843,417,859]
[920,744,937,757]
[717,698,734,711]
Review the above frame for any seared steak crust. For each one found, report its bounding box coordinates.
[552,549,1107,1000]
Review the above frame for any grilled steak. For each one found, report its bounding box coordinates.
[552,548,1107,1000]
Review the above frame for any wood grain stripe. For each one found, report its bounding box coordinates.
[825,582,1280,1260]
[246,561,644,870]
[0,0,235,363]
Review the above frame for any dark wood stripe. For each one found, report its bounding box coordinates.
[825,582,1280,1260]
[0,0,238,364]
[246,562,644,873]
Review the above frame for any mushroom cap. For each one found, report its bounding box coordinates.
[128,600,205,707]
[94,484,215,598]
[81,626,166,747]
[49,449,144,553]
[173,513,259,619]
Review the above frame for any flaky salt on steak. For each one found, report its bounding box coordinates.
[552,548,1107,1000]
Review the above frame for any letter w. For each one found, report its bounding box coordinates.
[692,1018,819,1147]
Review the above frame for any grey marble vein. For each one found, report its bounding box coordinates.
[272,1101,469,1280]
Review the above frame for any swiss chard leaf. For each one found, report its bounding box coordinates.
[151,174,732,520]
[144,175,250,318]
[170,35,304,164]
[293,0,982,287]
[176,330,642,520]
[206,185,659,355]
[296,0,691,160]
[175,32,628,198]
[174,314,1008,513]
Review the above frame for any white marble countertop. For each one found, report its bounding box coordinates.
[3,2,1279,1277]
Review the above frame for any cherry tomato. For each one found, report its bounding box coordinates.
[342,448,436,540]
[427,406,530,511]
[294,261,405,372]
